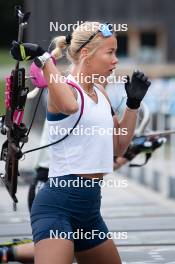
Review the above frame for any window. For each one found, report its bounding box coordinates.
[116,34,128,57]
[141,32,157,47]
[138,31,162,63]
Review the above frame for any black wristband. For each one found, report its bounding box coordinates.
[126,98,141,109]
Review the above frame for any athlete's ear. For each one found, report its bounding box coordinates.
[80,47,89,60]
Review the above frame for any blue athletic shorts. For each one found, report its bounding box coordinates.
[30,174,110,252]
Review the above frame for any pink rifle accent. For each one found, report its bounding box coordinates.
[13,110,24,125]
[5,76,12,109]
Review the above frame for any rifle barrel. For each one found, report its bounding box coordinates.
[145,130,175,137]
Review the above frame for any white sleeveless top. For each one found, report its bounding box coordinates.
[47,74,114,177]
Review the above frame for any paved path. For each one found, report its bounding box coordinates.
[0,170,175,263]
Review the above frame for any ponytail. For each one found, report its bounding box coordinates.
[51,36,68,59]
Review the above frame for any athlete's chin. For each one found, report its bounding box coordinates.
[96,71,111,80]
[104,71,112,78]
[99,72,108,78]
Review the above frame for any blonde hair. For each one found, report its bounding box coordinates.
[51,22,107,64]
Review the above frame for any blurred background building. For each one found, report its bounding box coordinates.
[25,0,175,77]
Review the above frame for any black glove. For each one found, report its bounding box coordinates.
[125,70,151,109]
[10,41,45,61]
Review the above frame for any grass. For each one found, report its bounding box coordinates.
[0,80,5,116]
[0,49,13,66]
[0,49,13,116]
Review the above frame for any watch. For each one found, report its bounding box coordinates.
[34,52,52,69]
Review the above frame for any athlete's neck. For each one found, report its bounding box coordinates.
[71,68,94,92]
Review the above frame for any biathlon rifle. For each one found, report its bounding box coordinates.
[0,6,31,210]
[125,129,175,167]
